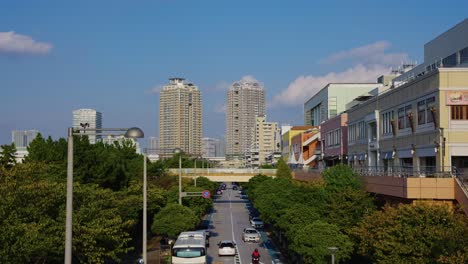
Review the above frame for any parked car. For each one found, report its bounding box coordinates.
[242,228,261,243]
[250,217,264,229]
[218,240,236,256]
[216,189,223,195]
[232,185,238,190]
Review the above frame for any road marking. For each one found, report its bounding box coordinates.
[229,188,242,264]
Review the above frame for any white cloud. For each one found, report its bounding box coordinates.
[321,41,408,66]
[271,41,409,108]
[0,31,53,55]
[271,64,390,107]
[240,75,259,83]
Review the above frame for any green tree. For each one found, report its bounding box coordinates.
[276,158,292,179]
[0,143,17,169]
[289,220,354,264]
[151,204,199,238]
[321,164,362,192]
[352,203,468,263]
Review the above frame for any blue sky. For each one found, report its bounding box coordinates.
[1,0,467,146]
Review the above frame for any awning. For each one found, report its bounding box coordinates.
[381,151,394,160]
[418,147,436,157]
[397,149,413,158]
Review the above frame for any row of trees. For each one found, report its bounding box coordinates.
[246,164,468,263]
[0,134,217,263]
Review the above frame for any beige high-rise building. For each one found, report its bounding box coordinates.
[226,80,265,160]
[248,116,281,167]
[159,78,202,157]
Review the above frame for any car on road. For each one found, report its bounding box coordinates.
[216,189,222,195]
[218,240,236,256]
[232,185,238,190]
[250,217,264,229]
[242,228,261,243]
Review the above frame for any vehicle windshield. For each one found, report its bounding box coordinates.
[252,217,261,222]
[245,229,257,234]
[219,242,234,248]
[172,247,205,258]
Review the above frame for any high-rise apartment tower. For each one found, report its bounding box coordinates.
[159,78,202,156]
[72,108,102,144]
[226,79,265,160]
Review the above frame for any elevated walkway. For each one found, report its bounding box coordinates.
[167,168,276,182]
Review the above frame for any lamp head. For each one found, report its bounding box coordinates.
[173,148,182,154]
[124,127,144,139]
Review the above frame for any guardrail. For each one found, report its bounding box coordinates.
[352,166,457,178]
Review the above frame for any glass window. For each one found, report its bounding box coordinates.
[451,106,468,120]
[418,100,426,125]
[461,47,468,64]
[405,105,413,128]
[426,97,435,123]
[398,108,405,129]
[173,247,206,258]
[442,53,457,67]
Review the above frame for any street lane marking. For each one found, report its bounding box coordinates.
[229,188,242,264]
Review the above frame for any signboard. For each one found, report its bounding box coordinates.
[446,91,468,105]
[202,190,211,199]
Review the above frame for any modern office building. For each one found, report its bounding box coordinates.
[247,116,281,167]
[226,79,265,160]
[72,108,102,144]
[159,78,202,157]
[202,138,225,158]
[304,83,382,126]
[11,129,39,150]
[346,19,468,175]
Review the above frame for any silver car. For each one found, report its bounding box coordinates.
[242,227,261,243]
[250,217,264,229]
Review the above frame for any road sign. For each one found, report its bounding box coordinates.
[202,190,211,199]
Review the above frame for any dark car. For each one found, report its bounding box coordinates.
[232,185,238,190]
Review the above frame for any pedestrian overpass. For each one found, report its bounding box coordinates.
[167,168,277,182]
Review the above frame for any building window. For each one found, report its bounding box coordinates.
[442,53,457,67]
[405,105,412,129]
[418,100,426,125]
[426,97,435,123]
[461,46,468,64]
[451,106,468,120]
[381,111,394,135]
[398,107,405,129]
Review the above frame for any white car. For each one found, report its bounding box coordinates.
[242,228,261,243]
[250,217,264,229]
[218,240,236,256]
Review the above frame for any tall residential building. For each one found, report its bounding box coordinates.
[226,79,265,160]
[11,129,39,150]
[159,78,202,157]
[248,116,281,167]
[72,108,102,144]
[202,137,225,157]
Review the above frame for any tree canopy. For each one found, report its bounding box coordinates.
[151,204,199,238]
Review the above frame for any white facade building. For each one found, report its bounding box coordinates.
[248,116,281,167]
[11,129,39,150]
[72,108,102,144]
[202,137,224,157]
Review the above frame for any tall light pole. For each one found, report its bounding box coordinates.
[65,126,144,264]
[328,246,338,264]
[142,152,147,264]
[174,148,182,205]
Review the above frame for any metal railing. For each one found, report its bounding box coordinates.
[167,168,277,175]
[352,166,457,178]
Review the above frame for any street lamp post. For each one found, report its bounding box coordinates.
[174,148,182,205]
[328,246,339,264]
[142,152,147,264]
[65,126,144,264]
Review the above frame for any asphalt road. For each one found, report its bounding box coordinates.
[206,183,284,264]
